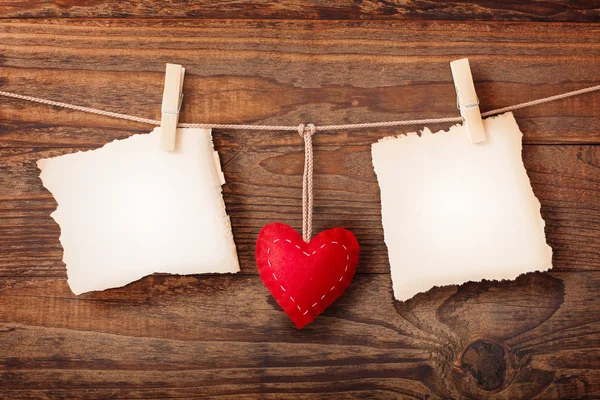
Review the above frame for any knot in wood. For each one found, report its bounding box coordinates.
[460,339,506,391]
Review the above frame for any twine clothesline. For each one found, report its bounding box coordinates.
[1,84,599,132]
[1,84,600,242]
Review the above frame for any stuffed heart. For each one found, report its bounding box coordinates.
[256,222,359,328]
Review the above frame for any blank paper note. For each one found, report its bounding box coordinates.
[38,128,240,295]
[371,112,552,301]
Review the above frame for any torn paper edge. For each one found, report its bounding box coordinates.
[371,112,553,301]
[37,128,240,295]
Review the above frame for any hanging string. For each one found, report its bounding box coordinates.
[297,123,316,242]
[2,83,599,241]
[479,84,600,117]
[0,84,598,132]
[0,91,163,126]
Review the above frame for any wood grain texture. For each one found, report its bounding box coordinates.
[1,14,600,400]
[1,0,599,22]
[0,20,599,147]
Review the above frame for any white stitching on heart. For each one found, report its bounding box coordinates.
[267,239,352,315]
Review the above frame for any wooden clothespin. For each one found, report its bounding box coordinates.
[160,63,185,151]
[450,58,485,144]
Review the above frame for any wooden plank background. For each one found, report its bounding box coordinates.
[1,2,599,399]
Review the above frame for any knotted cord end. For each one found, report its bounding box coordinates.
[298,123,316,139]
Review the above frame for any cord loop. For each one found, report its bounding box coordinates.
[298,123,316,139]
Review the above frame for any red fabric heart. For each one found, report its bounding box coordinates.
[256,222,359,328]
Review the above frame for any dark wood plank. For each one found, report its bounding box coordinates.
[1,15,600,400]
[0,271,599,399]
[1,144,599,278]
[1,0,599,22]
[0,19,599,147]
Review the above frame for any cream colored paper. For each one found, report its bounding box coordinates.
[372,113,552,301]
[38,128,239,295]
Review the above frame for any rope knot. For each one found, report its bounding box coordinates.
[298,123,316,139]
